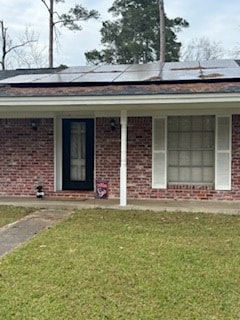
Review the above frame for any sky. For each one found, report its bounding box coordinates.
[0,0,240,67]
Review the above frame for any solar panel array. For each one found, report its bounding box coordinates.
[0,59,240,84]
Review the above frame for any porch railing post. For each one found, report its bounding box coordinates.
[120,110,127,206]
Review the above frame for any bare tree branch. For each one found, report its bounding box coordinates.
[40,0,99,67]
[0,20,37,69]
[14,27,48,68]
[41,0,51,14]
[5,40,36,55]
[180,37,225,61]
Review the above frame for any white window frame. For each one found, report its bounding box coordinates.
[152,115,232,191]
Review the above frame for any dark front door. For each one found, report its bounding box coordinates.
[62,119,94,190]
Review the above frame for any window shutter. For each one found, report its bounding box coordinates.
[152,117,167,188]
[215,116,231,190]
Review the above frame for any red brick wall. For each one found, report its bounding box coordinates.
[96,117,121,197]
[0,119,54,196]
[127,117,152,198]
[96,115,240,201]
[1,115,240,201]
[96,117,152,198]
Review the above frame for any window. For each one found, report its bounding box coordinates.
[152,115,231,190]
[167,116,215,184]
[70,122,86,182]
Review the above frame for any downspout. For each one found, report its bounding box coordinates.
[120,110,127,206]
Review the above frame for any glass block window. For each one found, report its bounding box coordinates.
[168,116,215,184]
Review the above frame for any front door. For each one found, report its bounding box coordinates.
[62,119,94,190]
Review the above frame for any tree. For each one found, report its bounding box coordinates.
[85,0,189,65]
[180,37,226,61]
[159,0,166,63]
[13,26,48,69]
[0,20,36,70]
[41,0,99,68]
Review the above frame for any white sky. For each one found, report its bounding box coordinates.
[0,0,240,67]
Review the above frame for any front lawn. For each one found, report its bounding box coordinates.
[0,205,35,228]
[0,209,240,319]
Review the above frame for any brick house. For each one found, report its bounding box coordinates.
[0,59,240,205]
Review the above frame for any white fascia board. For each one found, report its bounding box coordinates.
[0,93,240,106]
[0,93,240,116]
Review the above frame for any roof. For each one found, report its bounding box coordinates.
[1,59,240,97]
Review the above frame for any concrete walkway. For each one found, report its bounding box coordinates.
[0,197,240,259]
[0,209,70,259]
[0,197,240,214]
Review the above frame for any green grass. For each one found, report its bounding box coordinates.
[0,205,35,228]
[0,209,240,319]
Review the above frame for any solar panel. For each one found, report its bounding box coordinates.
[0,74,50,83]
[72,72,122,82]
[94,64,130,72]
[59,66,98,74]
[200,59,239,69]
[163,61,200,72]
[0,59,239,85]
[201,68,240,79]
[162,69,201,81]
[34,73,84,83]
[115,70,160,82]
[127,62,162,72]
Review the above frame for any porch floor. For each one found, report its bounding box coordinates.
[0,197,240,215]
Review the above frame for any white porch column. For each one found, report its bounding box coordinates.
[120,110,127,206]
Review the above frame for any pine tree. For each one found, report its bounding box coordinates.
[41,0,99,67]
[85,0,189,65]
